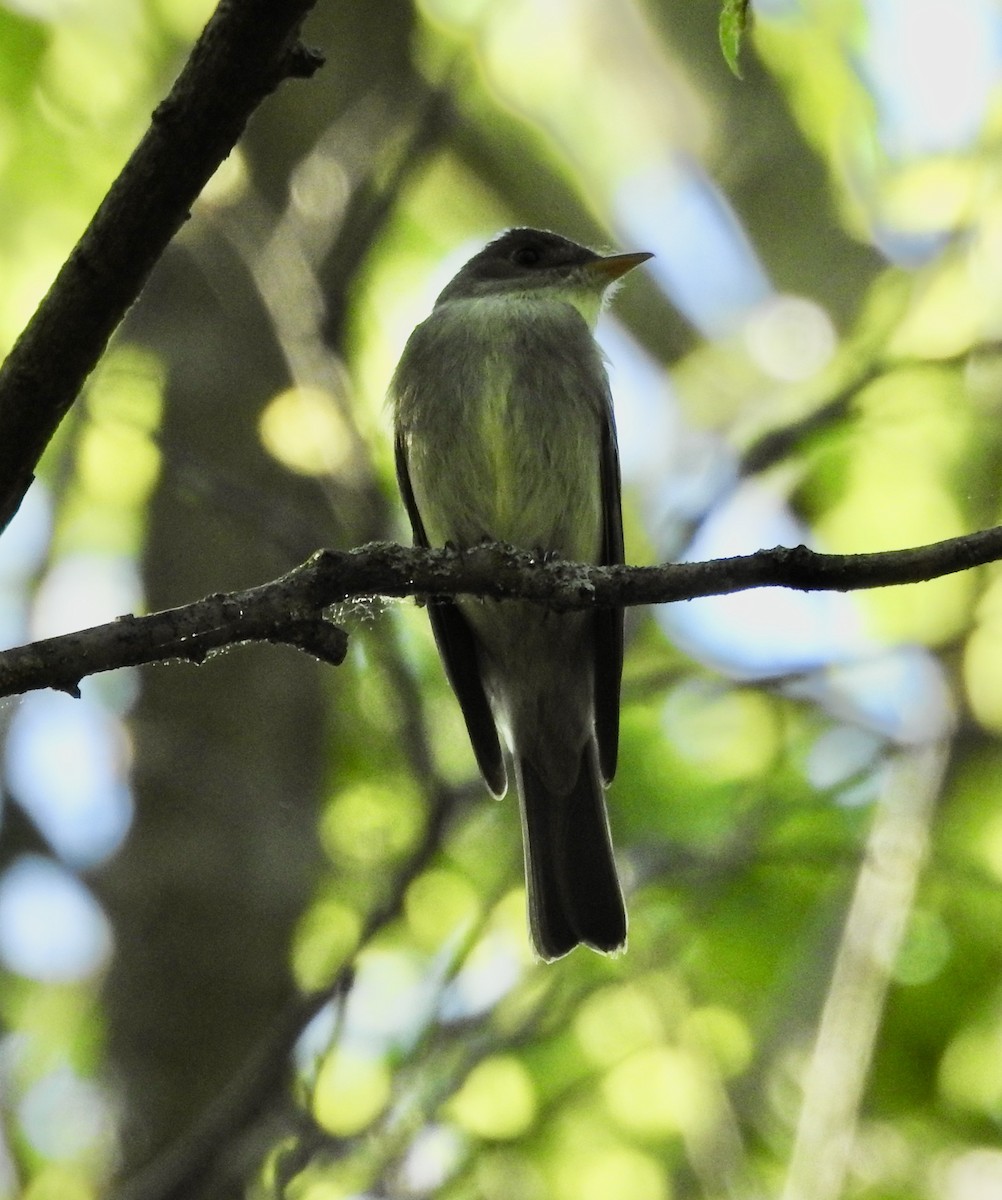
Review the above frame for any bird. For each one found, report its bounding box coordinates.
[390,227,651,959]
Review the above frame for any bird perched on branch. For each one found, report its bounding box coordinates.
[391,227,651,959]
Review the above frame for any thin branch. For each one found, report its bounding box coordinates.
[112,970,355,1200]
[1,524,1001,699]
[739,342,1002,478]
[0,0,324,534]
[0,592,348,700]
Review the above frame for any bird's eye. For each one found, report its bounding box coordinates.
[511,245,542,267]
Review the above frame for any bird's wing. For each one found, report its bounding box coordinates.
[394,431,507,797]
[593,392,625,785]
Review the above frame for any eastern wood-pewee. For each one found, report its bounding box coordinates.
[391,228,651,959]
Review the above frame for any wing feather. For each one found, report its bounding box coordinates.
[395,431,507,796]
[593,396,624,784]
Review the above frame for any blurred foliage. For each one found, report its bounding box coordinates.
[3,1,1002,1199]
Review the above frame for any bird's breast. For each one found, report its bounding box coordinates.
[396,297,607,561]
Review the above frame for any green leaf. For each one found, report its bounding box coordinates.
[719,0,751,79]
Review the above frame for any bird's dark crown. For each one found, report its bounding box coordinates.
[436,228,600,304]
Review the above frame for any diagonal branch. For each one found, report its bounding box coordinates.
[780,740,946,1200]
[0,0,324,534]
[2,524,1001,700]
[112,969,356,1200]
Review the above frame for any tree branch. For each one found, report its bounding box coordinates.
[2,524,1001,699]
[0,0,324,534]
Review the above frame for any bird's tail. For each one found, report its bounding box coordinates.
[516,744,626,961]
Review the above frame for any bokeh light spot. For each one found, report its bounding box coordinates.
[314,1048,391,1136]
[603,1045,713,1139]
[450,1055,537,1140]
[259,387,354,477]
[405,867,480,949]
[321,780,423,867]
[0,856,112,982]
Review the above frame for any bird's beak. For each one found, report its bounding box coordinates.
[586,250,654,282]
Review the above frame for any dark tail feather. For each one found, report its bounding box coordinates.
[517,745,626,961]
